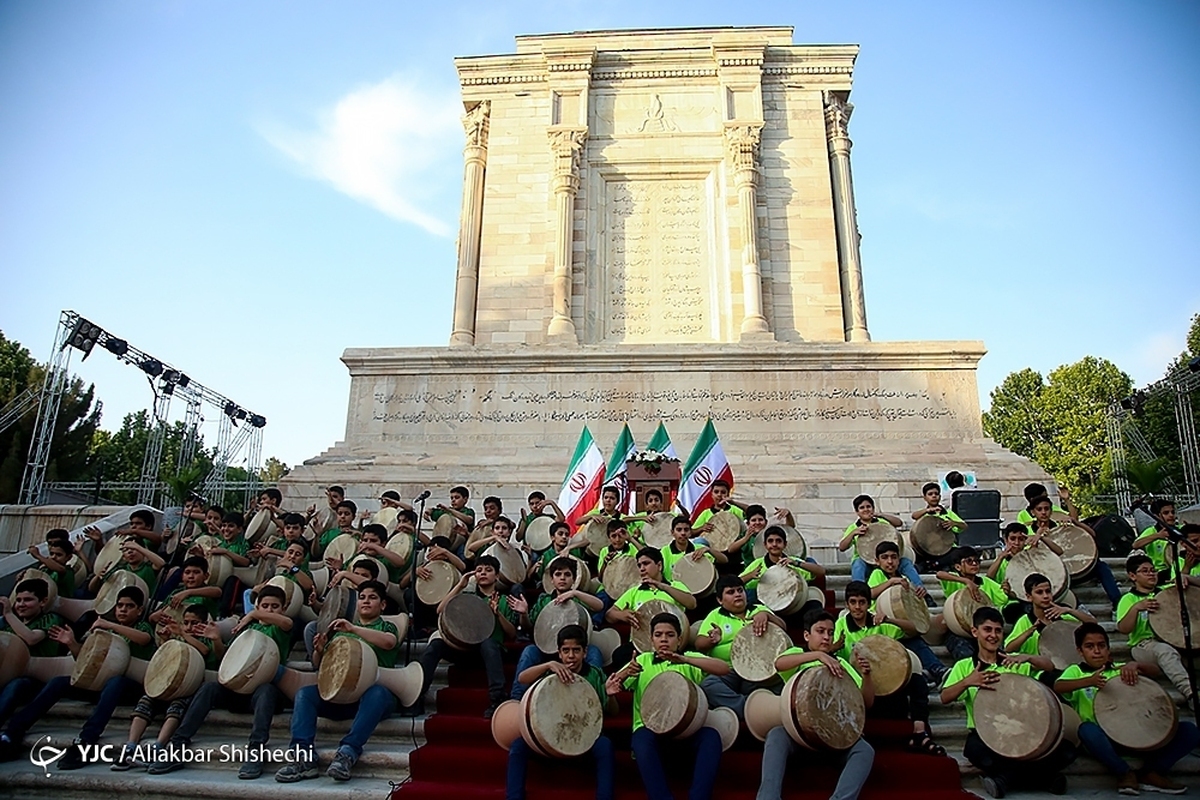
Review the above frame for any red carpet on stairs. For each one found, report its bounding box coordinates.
[390,656,975,800]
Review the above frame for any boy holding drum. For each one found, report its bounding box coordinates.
[1116,553,1195,705]
[0,578,69,760]
[839,494,922,589]
[1004,572,1094,656]
[1055,622,1197,795]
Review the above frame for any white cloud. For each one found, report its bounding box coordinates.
[258,76,462,237]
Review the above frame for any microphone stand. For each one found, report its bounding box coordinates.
[404,494,429,665]
[1164,531,1199,726]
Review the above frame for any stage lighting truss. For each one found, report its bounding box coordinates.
[21,310,267,508]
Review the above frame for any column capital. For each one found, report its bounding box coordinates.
[822,91,854,139]
[548,127,588,185]
[462,100,491,150]
[723,122,763,174]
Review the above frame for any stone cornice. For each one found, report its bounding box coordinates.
[342,342,987,376]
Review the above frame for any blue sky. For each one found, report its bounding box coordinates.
[1,1,1197,470]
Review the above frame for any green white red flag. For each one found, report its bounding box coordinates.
[602,423,637,513]
[646,421,678,459]
[679,419,733,521]
[558,426,606,524]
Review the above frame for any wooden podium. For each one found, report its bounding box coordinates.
[626,460,682,513]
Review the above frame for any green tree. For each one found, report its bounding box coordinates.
[260,456,289,483]
[984,356,1132,511]
[1130,312,1200,491]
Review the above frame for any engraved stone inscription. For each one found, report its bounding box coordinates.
[606,179,710,343]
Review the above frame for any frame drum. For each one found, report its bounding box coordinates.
[484,542,527,587]
[416,560,460,606]
[218,628,281,694]
[71,629,131,692]
[590,628,621,667]
[600,555,640,601]
[705,511,742,554]
[757,564,808,616]
[244,508,274,543]
[371,506,400,535]
[68,554,89,589]
[438,593,495,650]
[533,599,593,655]
[974,672,1063,760]
[266,575,304,617]
[93,534,130,579]
[318,635,377,703]
[730,624,790,682]
[705,705,739,751]
[854,523,901,566]
[781,667,866,750]
[317,584,354,634]
[144,639,205,701]
[631,600,688,653]
[1044,523,1098,579]
[524,516,555,552]
[876,583,930,635]
[323,534,361,570]
[94,570,150,617]
[745,687,783,742]
[943,587,992,639]
[491,699,524,750]
[910,515,956,559]
[1061,701,1082,746]
[1037,620,1082,671]
[1006,547,1068,601]
[1149,584,1200,650]
[520,672,604,757]
[641,670,709,738]
[583,519,610,557]
[672,554,716,597]
[541,555,590,595]
[385,530,414,568]
[752,525,807,561]
[1094,675,1179,751]
[643,514,676,549]
[431,513,460,540]
[188,536,232,588]
[11,568,58,610]
[851,635,910,696]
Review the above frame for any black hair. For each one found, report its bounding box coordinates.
[1074,621,1108,649]
[875,540,899,558]
[649,612,680,635]
[1023,572,1051,596]
[351,558,380,580]
[921,481,940,494]
[48,538,74,557]
[763,525,788,543]
[636,547,664,565]
[1150,498,1176,516]
[1003,522,1029,536]
[605,519,627,535]
[15,579,48,601]
[802,609,834,633]
[1125,553,1153,574]
[451,486,470,499]
[361,523,387,540]
[356,579,388,599]
[182,605,210,623]
[130,509,156,528]
[336,500,357,516]
[483,495,502,509]
[844,580,872,603]
[117,586,146,607]
[548,557,577,578]
[745,504,767,520]
[672,515,692,530]
[1023,483,1048,502]
[645,489,663,501]
[715,574,744,597]
[972,606,1003,627]
[282,512,306,527]
[476,555,501,572]
[182,556,209,573]
[222,511,245,528]
[945,471,965,489]
[527,491,546,502]
[852,494,874,510]
[262,488,283,505]
[258,584,286,603]
[557,624,587,649]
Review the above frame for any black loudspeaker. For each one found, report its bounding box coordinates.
[1085,514,1136,558]
[951,489,1002,549]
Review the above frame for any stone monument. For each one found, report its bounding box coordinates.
[281,27,1047,547]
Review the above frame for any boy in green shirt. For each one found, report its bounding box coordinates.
[606,547,697,622]
[1026,493,1121,605]
[1004,573,1094,656]
[1015,483,1070,526]
[1055,622,1197,795]
[1115,553,1195,704]
[607,612,728,800]
[313,500,358,560]
[661,514,726,582]
[839,493,922,588]
[759,610,875,800]
[940,606,1072,797]
[694,575,785,720]
[25,535,77,597]
[1132,498,1185,579]
[89,537,163,597]
[933,545,1006,663]
[507,624,616,800]
[911,481,968,569]
[738,522,822,601]
[0,576,70,761]
[153,556,220,623]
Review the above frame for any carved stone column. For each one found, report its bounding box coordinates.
[824,92,870,343]
[725,123,772,340]
[546,127,587,342]
[450,101,490,347]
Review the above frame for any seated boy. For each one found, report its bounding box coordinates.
[84,508,163,554]
[275,580,403,782]
[0,579,68,759]
[694,575,786,720]
[911,482,968,569]
[940,606,1073,797]
[606,612,728,800]
[835,581,943,752]
[153,556,220,624]
[1132,498,1178,577]
[416,555,516,718]
[726,504,793,566]
[740,524,823,613]
[1115,554,1195,704]
[312,500,358,561]
[115,605,219,770]
[839,494,924,590]
[2,586,155,769]
[88,536,163,598]
[1004,572,1095,656]
[1055,621,1198,795]
[149,584,291,778]
[758,610,875,800]
[25,533,77,597]
[933,545,1008,662]
[528,520,587,582]
[510,557,604,700]
[305,556,381,661]
[507,624,615,800]
[662,514,727,582]
[1026,493,1120,605]
[605,548,697,666]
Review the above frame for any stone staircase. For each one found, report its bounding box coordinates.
[1,557,1198,799]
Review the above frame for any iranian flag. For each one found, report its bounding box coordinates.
[602,423,637,513]
[679,419,734,521]
[558,426,606,524]
[646,421,678,459]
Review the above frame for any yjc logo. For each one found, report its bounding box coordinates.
[29,736,66,777]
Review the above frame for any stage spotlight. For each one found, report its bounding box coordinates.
[140,358,163,377]
[224,401,239,418]
[249,414,267,428]
[1189,356,1200,373]
[177,374,190,388]
[103,337,128,357]
[64,317,102,359]
[162,382,175,396]
[162,369,179,384]
[235,408,248,421]
[1120,397,1134,410]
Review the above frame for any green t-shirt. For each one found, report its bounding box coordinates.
[1017,506,1067,525]
[120,620,157,661]
[1057,662,1124,724]
[777,647,863,686]
[833,614,905,662]
[249,621,292,662]
[18,611,68,657]
[942,656,1040,729]
[1004,610,1083,655]
[597,542,639,591]
[622,651,706,732]
[741,555,813,593]
[539,546,585,576]
[330,616,401,669]
[613,581,692,612]
[465,587,518,644]
[195,635,220,670]
[661,544,716,583]
[431,506,476,526]
[1139,527,1171,573]
[693,505,744,530]
[1116,589,1158,647]
[49,566,75,597]
[218,534,249,557]
[266,537,314,575]
[697,605,771,663]
[940,573,1007,607]
[166,586,219,620]
[316,528,355,559]
[114,559,157,587]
